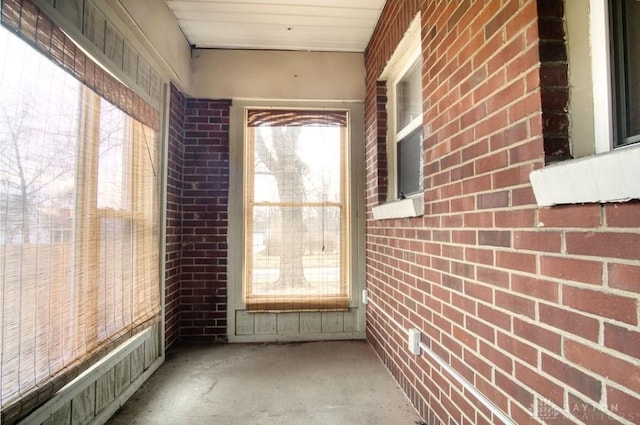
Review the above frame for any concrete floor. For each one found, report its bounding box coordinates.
[106,340,421,425]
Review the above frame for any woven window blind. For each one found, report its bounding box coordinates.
[0,1,160,421]
[244,109,350,311]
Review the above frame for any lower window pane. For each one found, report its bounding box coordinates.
[397,128,423,197]
[247,205,344,302]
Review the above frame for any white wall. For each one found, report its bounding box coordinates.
[191,49,366,100]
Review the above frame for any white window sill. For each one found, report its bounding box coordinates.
[529,144,640,206]
[371,193,424,220]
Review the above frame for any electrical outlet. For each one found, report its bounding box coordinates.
[408,328,421,355]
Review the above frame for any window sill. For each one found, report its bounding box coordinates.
[529,144,640,206]
[371,193,424,220]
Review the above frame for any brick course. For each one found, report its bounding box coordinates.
[365,1,640,424]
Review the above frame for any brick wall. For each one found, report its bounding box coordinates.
[165,83,185,348]
[364,1,640,424]
[165,87,230,345]
[179,97,230,342]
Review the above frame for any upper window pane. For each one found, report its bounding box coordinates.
[252,126,343,204]
[248,110,346,204]
[97,99,128,210]
[396,60,422,131]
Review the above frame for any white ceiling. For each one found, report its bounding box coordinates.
[164,0,386,52]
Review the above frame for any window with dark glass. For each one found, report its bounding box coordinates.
[610,0,640,147]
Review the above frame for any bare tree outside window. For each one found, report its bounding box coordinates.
[0,102,77,245]
[0,30,79,245]
[255,126,308,289]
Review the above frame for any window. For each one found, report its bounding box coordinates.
[0,14,160,417]
[565,0,640,155]
[372,14,424,220]
[395,60,423,198]
[243,109,349,311]
[609,0,640,147]
[385,31,423,200]
[530,0,640,206]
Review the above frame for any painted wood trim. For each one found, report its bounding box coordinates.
[529,144,640,206]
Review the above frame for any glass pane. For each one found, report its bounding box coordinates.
[97,216,134,340]
[250,206,342,297]
[623,0,640,141]
[253,126,342,204]
[97,100,127,210]
[396,60,422,130]
[246,109,348,310]
[0,26,80,405]
[0,24,160,409]
[397,128,423,197]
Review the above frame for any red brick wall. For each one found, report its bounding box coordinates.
[165,83,185,348]
[165,88,230,345]
[364,1,640,424]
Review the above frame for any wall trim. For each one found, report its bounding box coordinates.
[32,0,165,107]
[20,325,163,425]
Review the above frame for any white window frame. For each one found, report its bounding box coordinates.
[389,56,423,197]
[372,14,425,220]
[529,0,640,206]
[587,0,615,155]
